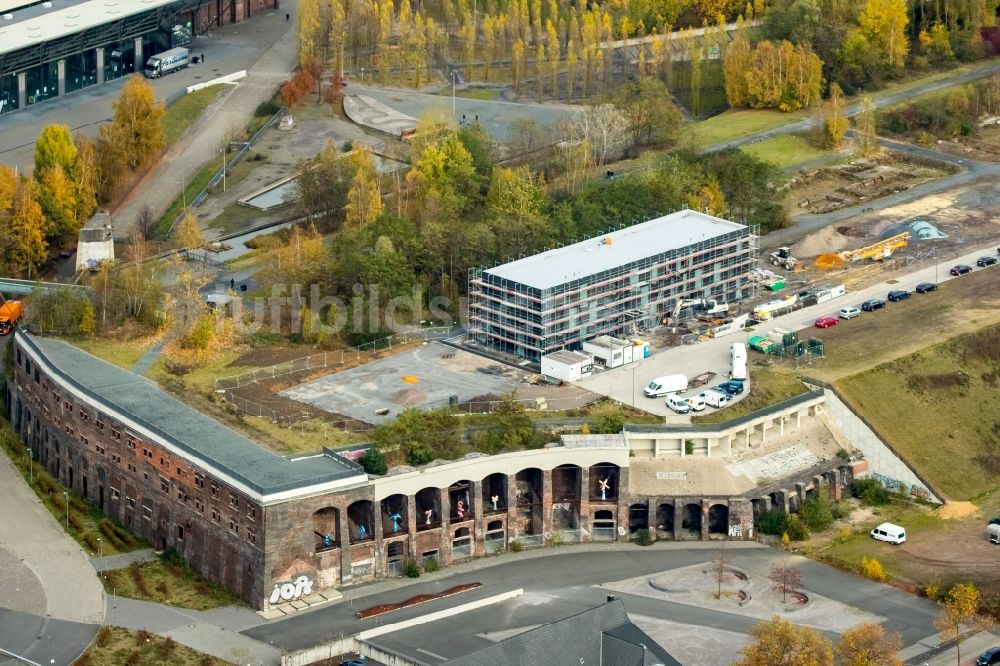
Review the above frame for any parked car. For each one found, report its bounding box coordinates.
[977,255,998,267]
[861,298,885,312]
[699,389,730,408]
[339,657,367,666]
[989,517,1000,526]
[714,380,745,396]
[950,264,973,276]
[887,289,910,302]
[976,647,1000,666]
[665,394,691,414]
[815,315,838,328]
[684,396,707,412]
[915,282,937,293]
[838,306,861,320]
[870,522,906,545]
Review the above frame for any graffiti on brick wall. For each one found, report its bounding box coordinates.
[268,575,313,604]
[871,473,930,500]
[728,520,753,539]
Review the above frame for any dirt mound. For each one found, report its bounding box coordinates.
[814,253,846,270]
[391,387,427,406]
[937,501,980,520]
[791,225,855,259]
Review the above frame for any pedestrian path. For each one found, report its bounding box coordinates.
[91,548,158,574]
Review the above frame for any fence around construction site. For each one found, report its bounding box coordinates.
[214,327,453,392]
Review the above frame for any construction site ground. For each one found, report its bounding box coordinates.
[889,123,1000,163]
[781,153,955,215]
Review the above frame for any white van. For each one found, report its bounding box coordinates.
[988,524,1000,545]
[731,342,748,381]
[665,394,690,414]
[699,389,730,409]
[870,522,906,544]
[643,374,688,397]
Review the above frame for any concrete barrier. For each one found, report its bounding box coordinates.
[186,70,246,94]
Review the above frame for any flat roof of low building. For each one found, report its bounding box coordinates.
[542,350,591,364]
[21,334,365,498]
[0,0,175,54]
[484,209,746,291]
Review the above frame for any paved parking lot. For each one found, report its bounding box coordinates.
[280,343,521,425]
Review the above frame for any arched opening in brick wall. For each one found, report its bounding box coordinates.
[656,503,674,537]
[312,507,340,552]
[485,519,505,553]
[708,504,729,535]
[347,500,374,544]
[589,463,619,502]
[415,487,441,530]
[514,468,543,538]
[681,503,702,538]
[628,503,649,534]
[452,526,472,560]
[386,541,406,577]
[449,480,473,522]
[481,473,507,515]
[752,498,769,523]
[381,494,408,536]
[551,464,581,531]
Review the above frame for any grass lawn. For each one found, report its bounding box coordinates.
[248,415,365,454]
[153,160,218,238]
[71,332,162,370]
[740,134,833,170]
[163,85,228,146]
[685,108,810,148]
[207,203,269,234]
[103,555,239,610]
[437,87,500,101]
[866,57,1000,104]
[78,627,228,666]
[834,324,1000,500]
[693,367,810,424]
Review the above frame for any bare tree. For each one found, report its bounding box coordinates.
[711,539,729,599]
[134,205,155,240]
[569,103,628,166]
[768,562,803,604]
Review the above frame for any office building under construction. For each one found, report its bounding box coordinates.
[468,209,756,362]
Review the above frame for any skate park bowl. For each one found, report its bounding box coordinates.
[239,175,299,211]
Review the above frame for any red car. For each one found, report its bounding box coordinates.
[815,315,838,328]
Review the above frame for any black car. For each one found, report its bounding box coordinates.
[887,290,910,302]
[861,298,885,312]
[915,282,937,293]
[990,517,1000,526]
[950,264,973,276]
[977,647,1000,666]
[978,255,998,267]
[714,380,745,396]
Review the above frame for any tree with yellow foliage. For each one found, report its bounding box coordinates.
[857,0,908,71]
[737,615,833,666]
[112,76,164,169]
[1,181,48,278]
[344,149,383,230]
[836,622,902,666]
[172,211,205,250]
[935,582,995,666]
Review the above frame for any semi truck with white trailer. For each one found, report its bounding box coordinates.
[144,47,189,78]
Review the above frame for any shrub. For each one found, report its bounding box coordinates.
[135,629,151,647]
[509,539,523,553]
[852,478,891,505]
[156,580,169,596]
[588,403,626,434]
[758,509,788,536]
[423,557,440,573]
[634,528,653,546]
[798,493,835,531]
[254,99,281,117]
[159,637,177,659]
[548,532,565,547]
[784,514,810,541]
[403,559,421,578]
[130,564,151,597]
[125,651,141,666]
[861,556,889,582]
[685,440,694,455]
[836,448,850,460]
[358,447,387,475]
[183,313,215,350]
[96,626,112,648]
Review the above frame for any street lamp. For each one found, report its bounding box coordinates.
[97,537,102,569]
[450,71,456,118]
[360,66,364,83]
[63,491,68,529]
[220,146,227,193]
[26,447,32,486]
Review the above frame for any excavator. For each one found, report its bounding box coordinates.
[667,298,729,323]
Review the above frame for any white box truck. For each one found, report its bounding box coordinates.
[540,350,593,383]
[144,47,189,78]
[731,342,748,381]
[643,374,688,397]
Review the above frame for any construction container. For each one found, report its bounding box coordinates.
[540,350,594,383]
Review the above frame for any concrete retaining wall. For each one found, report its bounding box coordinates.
[187,70,246,93]
[821,388,940,502]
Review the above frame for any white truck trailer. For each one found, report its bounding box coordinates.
[144,47,189,78]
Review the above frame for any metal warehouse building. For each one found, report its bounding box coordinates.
[0,0,276,114]
[468,209,757,362]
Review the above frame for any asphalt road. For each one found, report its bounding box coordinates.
[243,544,940,660]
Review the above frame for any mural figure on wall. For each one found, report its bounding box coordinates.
[456,499,465,519]
[358,523,367,540]
[491,495,499,511]
[389,512,402,533]
[324,533,333,547]
[425,508,434,525]
[599,477,611,501]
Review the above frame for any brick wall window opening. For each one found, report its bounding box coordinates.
[112,453,121,465]
[210,484,219,499]
[159,456,167,467]
[112,429,122,441]
[110,488,120,500]
[247,527,256,544]
[229,494,239,509]
[194,473,204,489]
[229,518,238,534]
[143,448,153,459]
[212,508,221,523]
[195,498,204,512]
[177,490,187,502]
[176,525,184,540]
[142,504,152,520]
[247,506,257,522]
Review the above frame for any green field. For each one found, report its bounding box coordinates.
[740,134,834,170]
[835,324,1000,500]
[163,84,227,145]
[694,367,810,424]
[685,108,810,149]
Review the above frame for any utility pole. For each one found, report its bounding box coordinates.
[26,447,32,486]
[63,491,68,528]
[221,146,227,193]
[451,71,456,117]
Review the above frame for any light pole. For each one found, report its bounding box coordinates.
[220,146,227,193]
[360,66,364,83]
[26,447,32,486]
[181,168,187,209]
[49,634,53,665]
[450,71,456,118]
[96,537,102,570]
[63,491,68,529]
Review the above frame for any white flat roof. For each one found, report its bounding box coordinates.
[485,209,746,290]
[0,0,174,54]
